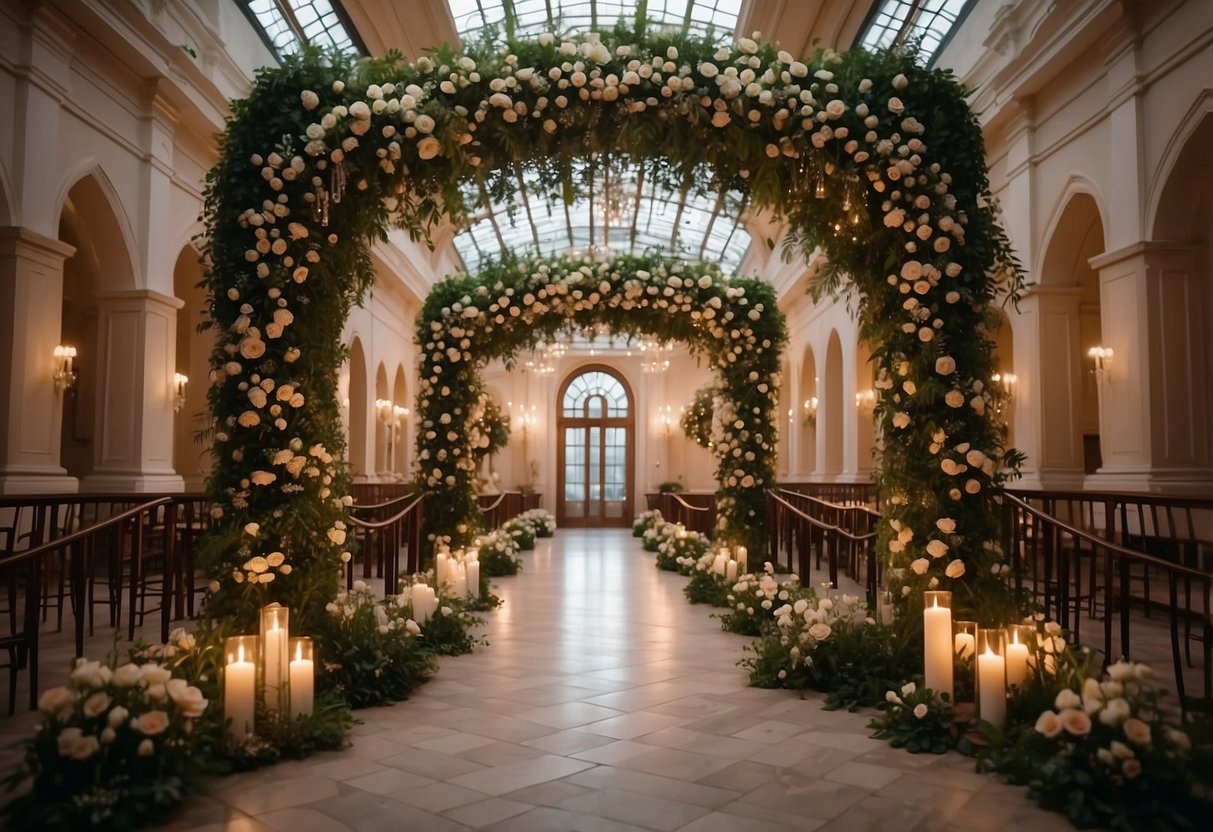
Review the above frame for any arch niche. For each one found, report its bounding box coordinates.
[200,29,1020,626]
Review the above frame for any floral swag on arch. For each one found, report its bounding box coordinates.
[198,20,1023,632]
[417,254,785,553]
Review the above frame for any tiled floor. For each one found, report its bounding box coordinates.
[3,529,1082,831]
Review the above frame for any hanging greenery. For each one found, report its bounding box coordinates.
[416,253,785,552]
[681,383,719,449]
[198,17,1022,631]
[469,388,511,464]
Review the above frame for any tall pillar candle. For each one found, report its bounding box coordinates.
[289,637,314,718]
[977,630,1007,728]
[467,560,480,599]
[260,603,289,713]
[923,591,953,701]
[436,552,449,587]
[224,635,258,740]
[726,559,738,582]
[736,546,748,572]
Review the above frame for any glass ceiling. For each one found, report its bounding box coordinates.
[854,0,974,65]
[445,4,748,275]
[448,0,743,45]
[242,0,363,59]
[452,161,751,274]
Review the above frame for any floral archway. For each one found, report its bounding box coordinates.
[199,24,1021,630]
[416,253,785,552]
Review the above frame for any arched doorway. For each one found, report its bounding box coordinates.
[346,337,368,480]
[797,345,817,477]
[557,366,634,528]
[821,330,845,478]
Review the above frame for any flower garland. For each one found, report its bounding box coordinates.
[415,253,785,551]
[200,21,1021,628]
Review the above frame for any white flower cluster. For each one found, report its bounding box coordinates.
[327,579,422,636]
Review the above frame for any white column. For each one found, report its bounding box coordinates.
[0,227,78,493]
[1013,286,1086,490]
[80,289,185,493]
[1086,242,1212,493]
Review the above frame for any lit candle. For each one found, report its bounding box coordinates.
[977,643,1007,728]
[466,560,480,599]
[413,583,431,624]
[454,562,468,597]
[436,552,449,588]
[923,592,953,701]
[725,558,738,582]
[289,638,314,718]
[878,591,894,624]
[954,631,975,661]
[712,553,727,575]
[1005,626,1031,689]
[225,637,256,740]
[736,546,748,572]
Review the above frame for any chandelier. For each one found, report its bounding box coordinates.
[639,337,671,373]
[525,339,567,374]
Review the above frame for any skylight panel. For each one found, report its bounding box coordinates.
[855,0,973,66]
[242,0,363,60]
[449,0,742,45]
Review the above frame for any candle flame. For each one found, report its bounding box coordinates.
[295,641,303,661]
[237,643,245,663]
[931,595,938,608]
[1012,630,1020,645]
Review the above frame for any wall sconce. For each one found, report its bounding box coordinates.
[658,405,675,435]
[53,345,77,393]
[1088,346,1113,381]
[393,405,409,424]
[172,372,189,413]
[802,396,818,427]
[375,398,394,421]
[855,389,876,409]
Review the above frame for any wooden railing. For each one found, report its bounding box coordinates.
[1,497,181,709]
[349,482,414,505]
[1001,491,1212,709]
[347,494,424,589]
[766,489,880,601]
[476,491,541,530]
[780,480,880,508]
[642,492,716,536]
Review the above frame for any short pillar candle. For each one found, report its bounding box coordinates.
[923,591,953,701]
[977,629,1007,728]
[224,635,258,740]
[289,637,315,718]
[1005,625,1033,690]
[260,603,290,713]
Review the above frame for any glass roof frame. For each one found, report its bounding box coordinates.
[448,0,744,46]
[853,0,975,67]
[239,0,366,61]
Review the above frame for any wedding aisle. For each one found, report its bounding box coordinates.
[169,530,1071,832]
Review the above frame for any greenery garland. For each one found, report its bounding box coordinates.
[680,383,718,449]
[416,253,784,551]
[198,18,1022,629]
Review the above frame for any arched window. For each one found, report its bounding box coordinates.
[558,366,634,527]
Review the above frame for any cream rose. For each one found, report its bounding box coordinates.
[1060,708,1092,736]
[1034,710,1062,738]
[134,710,171,736]
[417,136,441,160]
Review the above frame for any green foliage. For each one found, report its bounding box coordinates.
[501,517,536,550]
[633,509,663,537]
[220,696,352,771]
[657,480,685,494]
[477,528,524,575]
[683,564,732,606]
[312,582,437,709]
[717,569,806,636]
[980,659,1212,831]
[417,602,487,657]
[868,680,966,754]
[470,389,511,464]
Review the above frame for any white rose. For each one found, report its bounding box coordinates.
[417,136,441,160]
[945,559,965,579]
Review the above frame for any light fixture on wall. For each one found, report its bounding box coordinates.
[1087,346,1113,381]
[172,372,189,413]
[803,396,818,427]
[53,345,78,393]
[658,405,675,436]
[855,389,876,409]
[393,405,409,424]
[375,398,394,421]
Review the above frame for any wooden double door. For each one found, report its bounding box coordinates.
[557,366,634,528]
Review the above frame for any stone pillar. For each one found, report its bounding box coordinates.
[0,227,78,493]
[80,289,185,493]
[1086,242,1212,492]
[1012,286,1086,490]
